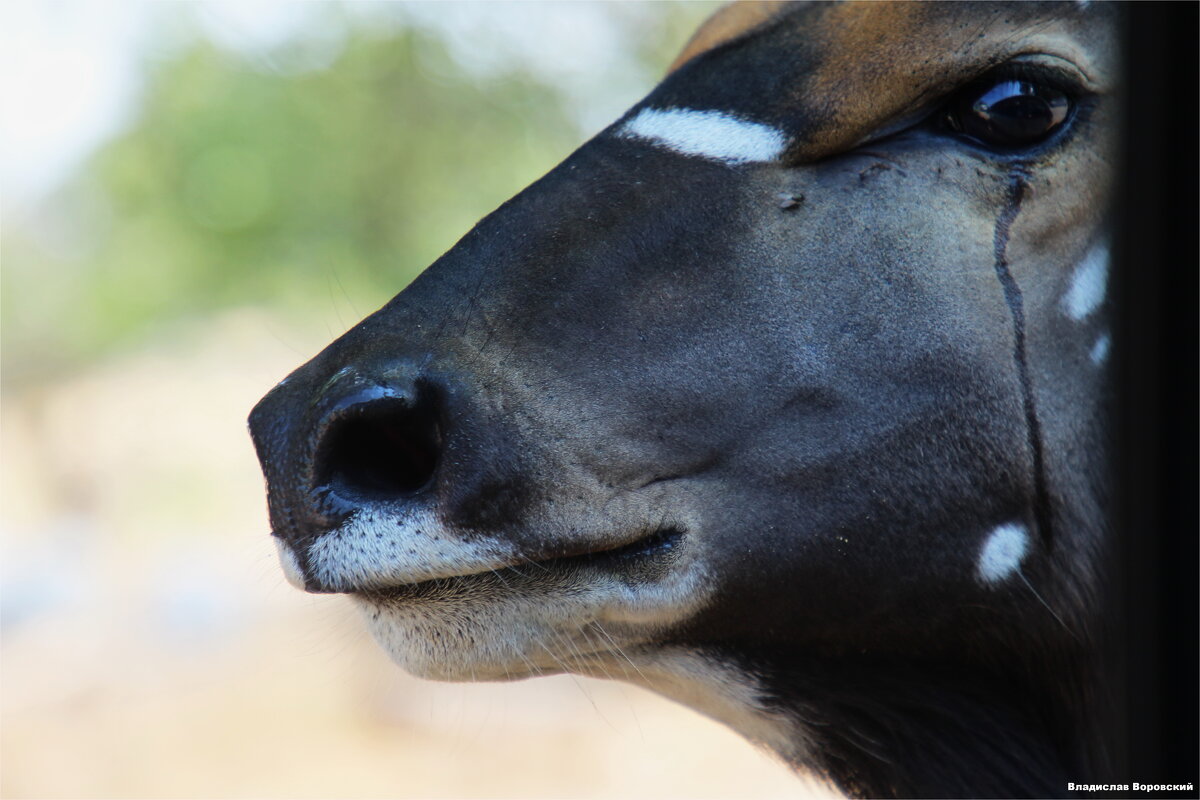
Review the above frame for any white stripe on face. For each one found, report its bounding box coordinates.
[1063,242,1110,321]
[617,107,788,165]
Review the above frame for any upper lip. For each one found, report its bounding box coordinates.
[358,526,684,597]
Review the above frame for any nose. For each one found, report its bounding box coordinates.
[313,382,441,509]
[249,361,445,558]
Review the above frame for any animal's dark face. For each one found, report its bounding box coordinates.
[249,1,1115,763]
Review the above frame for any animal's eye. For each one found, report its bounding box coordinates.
[943,78,1072,148]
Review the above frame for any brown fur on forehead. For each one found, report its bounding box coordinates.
[667,2,1115,161]
[788,3,1058,155]
[669,1,794,73]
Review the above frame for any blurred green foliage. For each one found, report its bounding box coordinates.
[2,3,714,386]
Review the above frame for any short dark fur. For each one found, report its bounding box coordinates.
[249,3,1119,797]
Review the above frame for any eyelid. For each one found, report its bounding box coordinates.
[1001,53,1099,94]
[847,56,1091,150]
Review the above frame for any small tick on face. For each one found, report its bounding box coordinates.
[777,192,804,209]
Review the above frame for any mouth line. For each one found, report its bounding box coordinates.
[360,525,685,601]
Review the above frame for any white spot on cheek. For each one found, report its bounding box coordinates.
[1090,332,1111,365]
[617,107,788,165]
[977,523,1030,584]
[1063,242,1110,320]
[274,538,306,589]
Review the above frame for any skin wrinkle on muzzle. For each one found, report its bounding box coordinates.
[248,2,1118,797]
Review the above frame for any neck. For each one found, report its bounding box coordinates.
[582,636,1112,799]
[757,650,1112,799]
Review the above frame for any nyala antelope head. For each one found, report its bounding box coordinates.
[249,3,1119,797]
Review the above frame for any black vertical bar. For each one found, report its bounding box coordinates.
[1117,0,1199,789]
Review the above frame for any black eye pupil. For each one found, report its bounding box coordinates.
[950,78,1071,148]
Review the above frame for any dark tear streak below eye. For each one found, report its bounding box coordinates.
[992,168,1053,547]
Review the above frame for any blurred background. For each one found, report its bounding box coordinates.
[1,3,839,797]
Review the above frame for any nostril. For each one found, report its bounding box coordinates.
[316,396,441,503]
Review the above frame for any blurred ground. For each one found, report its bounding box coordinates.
[0,310,840,799]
